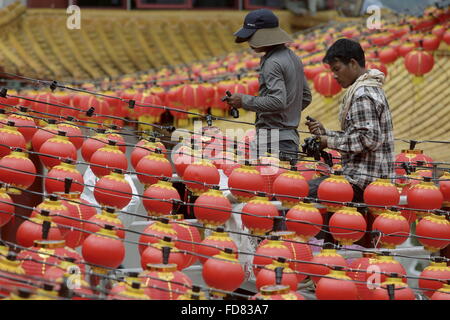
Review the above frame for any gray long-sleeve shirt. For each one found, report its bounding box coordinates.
[241,45,312,146]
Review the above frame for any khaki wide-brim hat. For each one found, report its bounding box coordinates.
[248,27,294,48]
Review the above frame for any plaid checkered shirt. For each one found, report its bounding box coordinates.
[325,86,395,190]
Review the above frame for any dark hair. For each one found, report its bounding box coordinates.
[323,38,365,67]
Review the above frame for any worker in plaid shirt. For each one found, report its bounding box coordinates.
[306,39,395,202]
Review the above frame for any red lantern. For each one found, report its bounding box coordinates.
[304,63,327,81]
[57,119,84,150]
[347,252,377,300]
[45,160,84,195]
[0,149,36,195]
[440,172,450,208]
[81,129,108,162]
[18,240,83,277]
[329,206,367,245]
[108,282,150,300]
[31,120,58,152]
[256,257,298,291]
[313,71,342,100]
[140,263,192,300]
[316,267,358,300]
[253,237,293,277]
[318,173,354,213]
[85,207,125,240]
[32,92,62,121]
[131,140,164,170]
[296,158,329,181]
[108,272,142,297]
[202,248,245,295]
[444,29,450,45]
[378,47,398,64]
[93,170,132,210]
[407,178,443,219]
[138,219,178,255]
[286,201,323,240]
[60,193,97,248]
[7,107,37,143]
[241,196,279,236]
[431,283,450,300]
[422,33,441,51]
[255,156,287,195]
[183,159,220,196]
[366,60,388,78]
[273,170,309,208]
[16,213,63,248]
[136,151,173,188]
[44,258,86,288]
[39,132,77,169]
[30,195,73,237]
[197,228,238,264]
[194,188,232,227]
[418,259,450,298]
[90,141,128,178]
[172,145,195,177]
[82,225,125,273]
[416,214,450,252]
[0,122,26,158]
[0,253,30,297]
[0,187,14,227]
[369,253,407,284]
[372,209,410,249]
[228,165,265,202]
[143,180,180,217]
[404,48,435,79]
[364,178,400,216]
[166,215,202,269]
[134,92,164,122]
[371,275,415,300]
[397,41,416,57]
[253,284,305,300]
[140,237,185,271]
[309,246,347,284]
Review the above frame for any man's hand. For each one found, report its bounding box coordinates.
[226,93,243,109]
[306,118,326,135]
[318,136,328,150]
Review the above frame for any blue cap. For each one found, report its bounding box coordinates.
[234,9,279,43]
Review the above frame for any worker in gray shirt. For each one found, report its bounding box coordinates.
[226,9,312,163]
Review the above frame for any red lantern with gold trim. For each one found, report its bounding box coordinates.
[407,177,443,219]
[0,186,14,227]
[364,178,400,216]
[286,200,323,240]
[440,172,450,208]
[372,209,410,249]
[183,159,220,196]
[194,187,232,227]
[57,118,83,150]
[16,212,63,248]
[45,160,84,195]
[140,263,192,300]
[141,237,186,271]
[93,169,132,210]
[369,253,407,284]
[0,149,36,195]
[31,119,58,152]
[253,237,293,277]
[416,214,450,252]
[143,180,180,217]
[85,207,125,240]
[329,206,367,246]
[138,219,178,255]
[90,140,128,178]
[228,165,265,202]
[318,172,354,213]
[202,248,245,295]
[309,245,348,284]
[418,258,450,298]
[39,131,77,169]
[256,257,298,291]
[7,107,37,143]
[313,71,342,101]
[197,228,238,264]
[81,129,108,162]
[166,215,202,269]
[0,252,30,297]
[82,225,125,275]
[30,195,73,237]
[371,275,415,300]
[347,252,377,300]
[296,158,329,181]
[273,169,309,208]
[131,138,166,170]
[241,195,279,236]
[136,150,173,188]
[0,121,26,158]
[253,284,305,300]
[316,266,358,300]
[404,47,435,81]
[431,282,450,300]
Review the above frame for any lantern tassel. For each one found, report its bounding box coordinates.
[162,246,171,265]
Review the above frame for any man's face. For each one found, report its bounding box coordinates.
[250,45,266,53]
[328,59,360,89]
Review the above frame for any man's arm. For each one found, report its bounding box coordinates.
[241,61,287,112]
[326,95,384,153]
[302,76,312,111]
